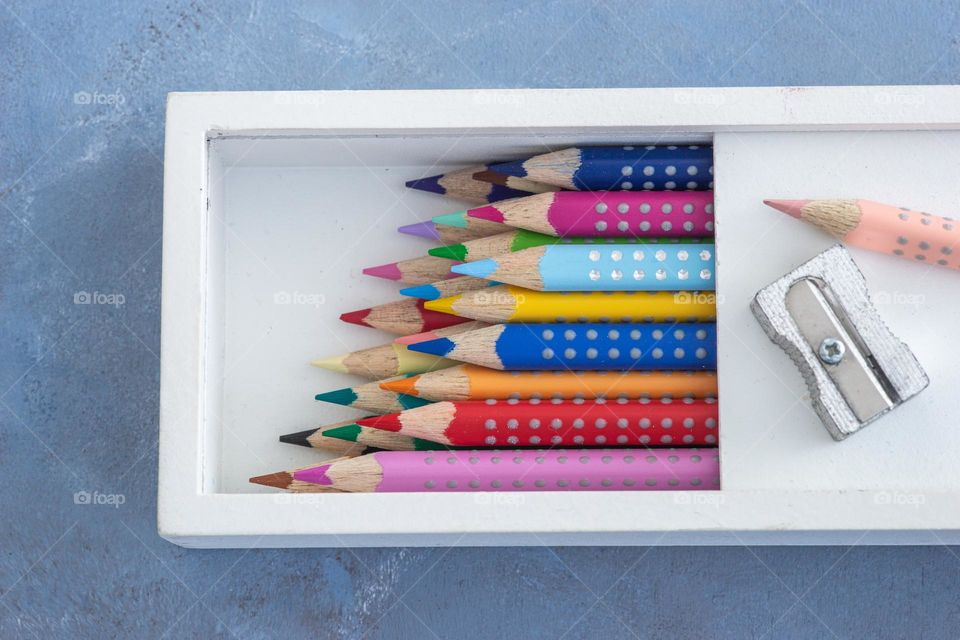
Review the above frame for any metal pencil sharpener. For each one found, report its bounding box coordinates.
[751,245,929,440]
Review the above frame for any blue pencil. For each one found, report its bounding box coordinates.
[407,322,716,371]
[406,163,535,204]
[488,146,713,191]
[451,243,715,292]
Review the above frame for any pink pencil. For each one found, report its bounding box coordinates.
[363,256,461,285]
[251,448,720,492]
[466,191,714,237]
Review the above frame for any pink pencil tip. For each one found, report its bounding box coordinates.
[763,199,811,218]
[362,262,403,280]
[467,205,504,223]
[292,464,332,485]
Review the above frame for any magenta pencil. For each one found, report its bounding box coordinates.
[251,448,719,492]
[363,256,461,285]
[467,191,715,237]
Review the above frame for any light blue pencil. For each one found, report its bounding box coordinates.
[451,243,715,292]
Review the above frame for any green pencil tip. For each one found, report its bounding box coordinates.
[428,243,468,261]
[314,388,359,406]
[323,424,363,443]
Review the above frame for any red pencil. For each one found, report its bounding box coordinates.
[356,398,718,447]
[340,298,467,335]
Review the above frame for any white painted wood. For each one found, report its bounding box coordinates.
[160,87,960,547]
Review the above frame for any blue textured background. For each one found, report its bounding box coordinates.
[3,1,960,637]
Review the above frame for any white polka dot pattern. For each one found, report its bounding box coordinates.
[372,449,720,492]
[540,244,715,291]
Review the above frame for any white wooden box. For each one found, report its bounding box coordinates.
[160,87,960,548]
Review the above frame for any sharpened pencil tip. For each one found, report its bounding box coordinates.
[279,429,316,448]
[310,355,348,373]
[292,464,332,486]
[379,376,419,395]
[423,296,457,315]
[487,159,527,178]
[322,424,363,443]
[399,283,440,300]
[466,205,505,223]
[431,212,469,228]
[362,262,403,280]
[451,259,497,278]
[428,243,467,261]
[314,387,360,407]
[406,337,455,357]
[405,175,445,194]
[397,221,440,240]
[355,414,403,432]
[249,471,293,489]
[763,199,810,219]
[339,308,372,328]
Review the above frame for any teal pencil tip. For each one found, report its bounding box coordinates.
[451,259,496,278]
[432,211,468,228]
[399,283,441,300]
[406,337,456,357]
[398,394,432,409]
[314,387,360,406]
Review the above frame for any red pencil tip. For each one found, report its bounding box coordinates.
[340,308,372,328]
[763,199,810,219]
[356,413,403,433]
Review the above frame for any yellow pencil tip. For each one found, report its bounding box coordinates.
[310,355,348,373]
[424,295,458,315]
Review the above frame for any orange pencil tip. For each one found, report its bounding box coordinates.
[379,377,419,395]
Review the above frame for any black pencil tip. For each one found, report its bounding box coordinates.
[279,428,316,448]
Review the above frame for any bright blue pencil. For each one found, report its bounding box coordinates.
[489,146,713,191]
[407,322,716,371]
[451,243,715,292]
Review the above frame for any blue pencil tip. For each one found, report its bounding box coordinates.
[451,259,497,278]
[405,175,445,195]
[487,159,527,178]
[406,337,455,357]
[399,284,440,300]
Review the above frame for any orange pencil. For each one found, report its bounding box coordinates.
[380,365,718,402]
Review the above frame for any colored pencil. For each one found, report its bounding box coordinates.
[432,211,510,236]
[250,448,720,492]
[489,145,713,191]
[280,422,445,452]
[315,377,432,413]
[397,220,504,244]
[274,421,379,456]
[340,298,466,335]
[428,229,701,262]
[407,322,716,371]
[357,399,719,447]
[471,169,561,194]
[405,164,534,204]
[765,198,960,269]
[464,191,715,237]
[363,255,460,285]
[452,244,716,291]
[393,320,490,345]
[381,366,719,402]
[425,286,717,323]
[312,342,456,379]
[400,275,498,301]
[250,456,357,493]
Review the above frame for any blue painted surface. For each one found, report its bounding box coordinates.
[2,0,960,637]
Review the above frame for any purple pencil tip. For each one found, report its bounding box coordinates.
[398,221,441,240]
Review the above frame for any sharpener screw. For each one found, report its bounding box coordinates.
[818,337,845,365]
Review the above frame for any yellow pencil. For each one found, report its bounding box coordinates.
[311,342,457,379]
[425,286,716,323]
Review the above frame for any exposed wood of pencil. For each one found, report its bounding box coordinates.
[473,246,547,290]
[475,192,558,234]
[395,255,458,285]
[440,324,508,370]
[435,223,505,244]
[435,214,510,237]
[472,170,560,194]
[281,420,376,454]
[798,199,862,237]
[317,455,384,492]
[455,231,522,261]
[515,148,581,189]
[250,455,357,492]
